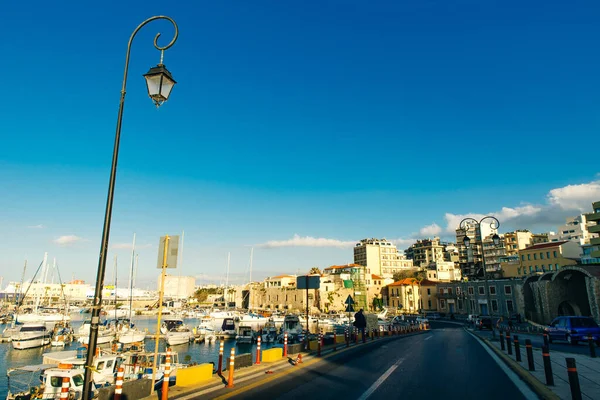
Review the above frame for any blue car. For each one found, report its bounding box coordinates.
[545,316,600,345]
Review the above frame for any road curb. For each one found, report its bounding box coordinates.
[468,328,559,400]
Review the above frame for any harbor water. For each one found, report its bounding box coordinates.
[0,313,282,398]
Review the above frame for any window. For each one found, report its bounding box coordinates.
[518,267,521,274]
[553,251,558,257]
[440,299,446,308]
[491,299,498,312]
[540,252,544,259]
[468,287,474,295]
[458,299,463,310]
[506,300,514,313]
[478,286,485,295]
[535,265,539,272]
[439,288,445,295]
[546,251,550,258]
[529,266,533,273]
[489,286,496,295]
[527,254,531,260]
[504,286,512,295]
[448,288,453,295]
[555,263,559,269]
[534,253,537,260]
[427,288,431,295]
[548,265,553,271]
[521,255,525,261]
[427,300,432,308]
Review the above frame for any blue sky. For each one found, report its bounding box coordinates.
[1,0,599,290]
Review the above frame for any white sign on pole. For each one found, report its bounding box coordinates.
[156,235,180,269]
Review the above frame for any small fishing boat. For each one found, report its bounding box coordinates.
[235,325,253,344]
[51,326,73,347]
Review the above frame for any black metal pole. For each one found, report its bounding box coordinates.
[588,336,597,358]
[525,339,535,371]
[499,329,505,351]
[514,335,521,362]
[542,345,554,386]
[81,16,178,400]
[566,358,582,400]
[506,331,512,355]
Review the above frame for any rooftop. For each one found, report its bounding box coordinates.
[524,241,569,250]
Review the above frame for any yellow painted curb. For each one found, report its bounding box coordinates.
[482,338,559,400]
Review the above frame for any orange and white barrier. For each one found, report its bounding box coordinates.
[227,348,235,388]
[60,377,69,399]
[161,348,172,400]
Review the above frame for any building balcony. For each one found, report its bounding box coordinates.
[588,224,600,234]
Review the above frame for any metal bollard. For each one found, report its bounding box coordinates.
[541,345,554,386]
[333,332,337,351]
[227,348,235,388]
[362,328,366,343]
[345,328,349,348]
[543,332,549,348]
[60,376,69,400]
[566,358,582,400]
[256,336,261,365]
[114,367,124,400]
[499,329,505,351]
[525,339,535,371]
[161,349,171,400]
[588,336,596,358]
[284,332,288,357]
[355,328,358,344]
[217,341,224,375]
[514,335,522,362]
[506,332,512,355]
[372,328,375,341]
[318,333,322,356]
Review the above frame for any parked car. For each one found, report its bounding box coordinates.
[416,316,429,324]
[477,317,493,330]
[467,314,480,323]
[426,313,441,320]
[545,316,600,345]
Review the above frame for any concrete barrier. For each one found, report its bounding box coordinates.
[335,335,345,344]
[287,343,303,355]
[262,348,283,362]
[97,378,151,400]
[308,340,319,350]
[176,364,214,387]
[232,353,252,369]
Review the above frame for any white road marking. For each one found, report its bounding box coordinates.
[357,358,405,400]
[466,330,538,400]
[423,335,433,341]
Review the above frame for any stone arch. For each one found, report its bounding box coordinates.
[550,268,591,318]
[540,272,553,281]
[523,275,540,322]
[557,301,580,316]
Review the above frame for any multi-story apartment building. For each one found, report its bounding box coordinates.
[482,234,507,272]
[386,278,421,313]
[456,224,484,278]
[549,215,592,245]
[404,237,458,268]
[419,280,439,312]
[516,240,580,276]
[499,255,520,278]
[425,261,462,282]
[354,238,414,278]
[585,201,600,259]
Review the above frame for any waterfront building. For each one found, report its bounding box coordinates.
[435,279,524,318]
[353,238,414,278]
[2,281,92,304]
[549,214,593,245]
[162,275,196,299]
[517,240,580,276]
[385,278,421,314]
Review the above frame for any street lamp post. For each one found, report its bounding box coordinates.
[459,216,500,338]
[82,16,178,400]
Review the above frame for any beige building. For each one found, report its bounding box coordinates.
[386,278,421,314]
[404,238,447,268]
[354,238,414,278]
[425,261,462,282]
[419,279,439,312]
[499,255,521,278]
[163,275,196,299]
[517,240,581,276]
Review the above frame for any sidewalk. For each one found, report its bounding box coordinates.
[477,331,600,399]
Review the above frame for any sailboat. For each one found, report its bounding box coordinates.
[117,233,146,345]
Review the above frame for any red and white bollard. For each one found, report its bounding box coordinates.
[60,376,69,399]
[161,348,171,400]
[217,341,224,375]
[227,348,235,388]
[345,327,349,348]
[317,333,322,356]
[114,367,124,400]
[256,336,261,365]
[283,332,288,357]
[355,327,358,344]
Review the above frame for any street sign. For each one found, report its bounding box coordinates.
[345,295,355,305]
[345,304,354,313]
[296,275,320,290]
[157,235,180,269]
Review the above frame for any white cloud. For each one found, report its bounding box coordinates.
[389,238,418,248]
[27,224,45,229]
[548,180,600,211]
[258,234,356,249]
[111,243,153,250]
[53,235,84,246]
[419,223,442,237]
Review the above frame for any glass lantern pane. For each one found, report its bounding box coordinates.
[145,74,163,97]
[159,77,175,100]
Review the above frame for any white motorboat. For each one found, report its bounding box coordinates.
[235,325,254,344]
[237,312,269,330]
[260,322,278,344]
[77,320,115,345]
[160,318,185,335]
[6,364,58,400]
[117,325,146,344]
[11,323,51,349]
[166,326,194,346]
[218,318,237,339]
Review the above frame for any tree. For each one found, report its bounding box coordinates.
[309,267,322,275]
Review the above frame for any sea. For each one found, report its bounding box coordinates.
[0,313,278,398]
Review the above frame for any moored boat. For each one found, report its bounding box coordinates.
[11,323,51,350]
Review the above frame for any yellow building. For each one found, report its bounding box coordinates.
[386,278,421,314]
[517,240,580,276]
[353,238,414,278]
[419,279,439,312]
[499,255,521,278]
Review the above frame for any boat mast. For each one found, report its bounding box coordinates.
[35,252,48,312]
[13,260,27,327]
[128,233,136,322]
[225,252,230,309]
[114,255,118,321]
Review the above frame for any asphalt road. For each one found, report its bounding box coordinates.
[471,325,597,356]
[194,323,533,400]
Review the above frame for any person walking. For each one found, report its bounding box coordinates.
[354,309,367,343]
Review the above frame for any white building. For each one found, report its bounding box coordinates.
[353,238,414,278]
[549,215,592,245]
[2,281,92,303]
[425,261,462,282]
